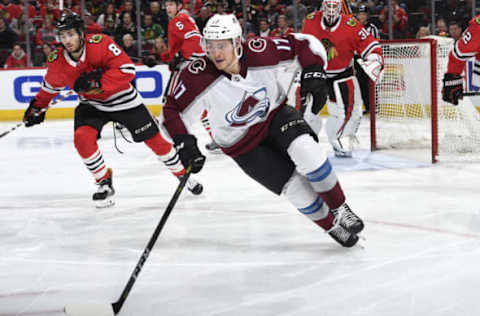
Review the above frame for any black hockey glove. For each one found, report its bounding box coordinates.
[143,56,158,68]
[23,98,46,127]
[73,69,103,94]
[173,134,206,174]
[169,55,185,72]
[299,64,328,115]
[442,73,463,106]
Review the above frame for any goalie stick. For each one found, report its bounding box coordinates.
[0,91,74,139]
[64,163,195,316]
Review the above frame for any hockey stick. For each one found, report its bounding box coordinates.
[462,91,480,96]
[64,164,194,316]
[0,91,74,139]
[161,70,176,104]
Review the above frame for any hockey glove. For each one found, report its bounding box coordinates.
[73,69,103,94]
[23,98,46,127]
[173,134,206,174]
[169,55,185,72]
[143,56,158,68]
[357,53,384,83]
[442,73,463,106]
[299,64,328,115]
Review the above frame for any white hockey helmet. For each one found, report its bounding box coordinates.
[203,14,243,58]
[322,0,342,25]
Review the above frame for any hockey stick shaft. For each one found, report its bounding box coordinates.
[111,165,193,314]
[161,70,176,104]
[462,91,480,96]
[0,91,74,139]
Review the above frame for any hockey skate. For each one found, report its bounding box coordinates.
[326,221,359,248]
[205,140,222,154]
[330,203,364,235]
[93,168,115,208]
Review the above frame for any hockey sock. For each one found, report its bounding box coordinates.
[74,126,108,182]
[144,133,185,177]
[306,160,346,209]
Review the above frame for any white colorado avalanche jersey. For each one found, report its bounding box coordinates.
[163,33,328,157]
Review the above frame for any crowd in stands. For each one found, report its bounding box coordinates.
[0,0,478,68]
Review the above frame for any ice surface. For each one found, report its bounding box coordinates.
[1,118,480,316]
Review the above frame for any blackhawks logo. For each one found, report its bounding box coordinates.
[306,12,315,20]
[88,34,103,44]
[476,16,480,25]
[346,18,357,27]
[47,50,58,63]
[321,38,339,61]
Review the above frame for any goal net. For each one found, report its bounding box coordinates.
[371,36,480,162]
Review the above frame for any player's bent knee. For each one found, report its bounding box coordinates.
[287,134,328,175]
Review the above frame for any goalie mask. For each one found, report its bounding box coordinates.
[202,14,244,60]
[322,0,342,26]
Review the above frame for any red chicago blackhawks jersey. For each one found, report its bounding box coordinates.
[35,33,141,112]
[302,11,381,77]
[448,15,480,75]
[160,11,205,63]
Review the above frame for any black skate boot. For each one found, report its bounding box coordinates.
[330,203,364,234]
[93,168,115,208]
[326,222,359,248]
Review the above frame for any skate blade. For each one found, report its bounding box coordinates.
[95,199,115,208]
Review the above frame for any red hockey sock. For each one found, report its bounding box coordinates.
[74,126,108,182]
[144,132,173,156]
[318,182,346,210]
[314,211,335,230]
[145,133,185,177]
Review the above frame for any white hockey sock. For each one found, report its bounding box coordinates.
[83,149,108,182]
[158,146,185,177]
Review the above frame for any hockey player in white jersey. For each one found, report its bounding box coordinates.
[162,14,364,247]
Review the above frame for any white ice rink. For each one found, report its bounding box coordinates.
[1,118,480,316]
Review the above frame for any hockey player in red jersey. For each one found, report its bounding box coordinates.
[302,0,383,157]
[162,14,365,247]
[442,16,480,105]
[22,13,203,208]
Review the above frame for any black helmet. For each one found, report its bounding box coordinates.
[57,13,85,34]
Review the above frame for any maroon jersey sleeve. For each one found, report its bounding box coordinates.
[244,34,327,69]
[448,17,480,74]
[163,58,218,138]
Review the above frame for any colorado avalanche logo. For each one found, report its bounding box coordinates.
[225,87,271,127]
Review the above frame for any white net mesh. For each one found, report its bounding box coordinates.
[374,36,480,161]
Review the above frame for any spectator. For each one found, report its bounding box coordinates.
[257,18,271,37]
[102,16,116,37]
[34,42,54,67]
[10,11,36,42]
[270,14,293,37]
[286,0,307,31]
[35,15,57,46]
[378,0,408,39]
[86,0,105,18]
[436,18,448,36]
[121,33,138,60]
[260,0,285,30]
[215,1,227,15]
[449,20,463,41]
[97,3,119,28]
[0,0,21,23]
[119,0,136,24]
[149,1,168,37]
[142,13,164,45]
[146,35,167,64]
[0,17,17,49]
[39,0,60,21]
[63,0,81,15]
[195,5,212,34]
[84,12,102,34]
[416,26,431,38]
[4,44,28,68]
[237,14,256,38]
[115,11,136,44]
[18,0,36,19]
